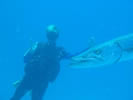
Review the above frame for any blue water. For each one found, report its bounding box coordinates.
[0,0,133,100]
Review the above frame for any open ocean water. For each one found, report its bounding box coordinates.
[0,0,133,100]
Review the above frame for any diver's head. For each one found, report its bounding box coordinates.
[46,25,59,45]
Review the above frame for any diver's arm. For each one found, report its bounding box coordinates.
[59,48,73,60]
[24,42,39,63]
[24,42,43,73]
[63,52,73,59]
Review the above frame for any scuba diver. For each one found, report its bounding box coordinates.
[10,25,70,100]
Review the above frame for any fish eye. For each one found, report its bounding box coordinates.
[94,49,102,55]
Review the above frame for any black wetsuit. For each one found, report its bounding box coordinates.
[10,42,68,100]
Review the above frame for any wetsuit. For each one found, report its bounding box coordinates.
[10,42,68,100]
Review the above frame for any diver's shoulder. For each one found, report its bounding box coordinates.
[31,42,47,50]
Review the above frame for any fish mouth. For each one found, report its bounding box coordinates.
[69,55,104,67]
[69,57,90,66]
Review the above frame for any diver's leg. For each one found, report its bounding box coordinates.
[10,76,32,100]
[10,82,28,100]
[31,82,48,100]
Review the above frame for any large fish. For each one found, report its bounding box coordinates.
[69,33,133,68]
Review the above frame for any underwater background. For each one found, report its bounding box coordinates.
[0,0,133,100]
